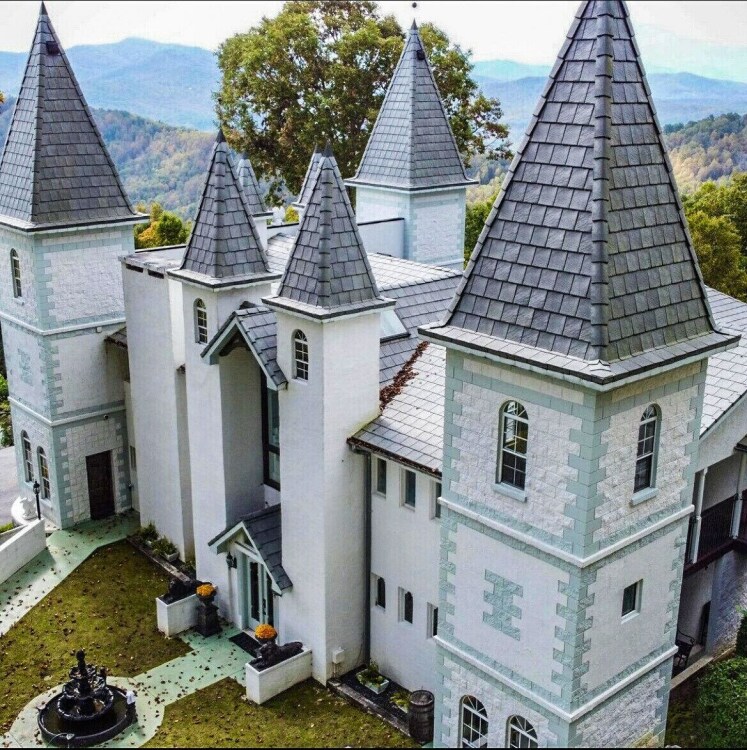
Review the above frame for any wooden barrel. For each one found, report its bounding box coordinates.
[408,689,434,744]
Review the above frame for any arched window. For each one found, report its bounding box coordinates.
[497,401,528,489]
[460,696,488,748]
[194,299,208,344]
[507,716,538,748]
[10,249,21,298]
[634,405,659,493]
[293,330,309,381]
[21,431,32,482]
[37,448,50,499]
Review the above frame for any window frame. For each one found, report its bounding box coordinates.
[460,696,489,749]
[431,480,442,519]
[10,249,21,299]
[261,374,281,491]
[634,405,659,495]
[37,447,50,499]
[375,457,387,496]
[399,588,414,624]
[622,580,642,621]
[497,401,529,491]
[293,330,309,381]
[427,602,439,639]
[402,469,417,509]
[374,575,386,609]
[507,715,538,749]
[21,431,33,483]
[194,298,208,344]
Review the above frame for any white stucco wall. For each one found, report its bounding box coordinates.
[678,563,714,642]
[700,452,745,512]
[370,457,441,692]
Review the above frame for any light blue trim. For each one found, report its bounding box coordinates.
[492,482,527,503]
[483,570,523,640]
[631,487,658,506]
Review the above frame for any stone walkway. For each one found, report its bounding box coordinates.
[2,627,247,748]
[0,512,139,637]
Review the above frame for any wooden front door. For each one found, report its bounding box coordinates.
[86,451,115,520]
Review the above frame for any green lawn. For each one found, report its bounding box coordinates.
[665,678,699,748]
[145,678,416,748]
[0,541,189,733]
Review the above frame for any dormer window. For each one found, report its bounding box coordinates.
[293,330,309,381]
[634,405,659,493]
[194,299,208,344]
[11,249,21,298]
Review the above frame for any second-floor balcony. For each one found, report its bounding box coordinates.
[685,491,747,573]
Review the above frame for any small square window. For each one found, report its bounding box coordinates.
[374,575,386,609]
[403,470,416,508]
[431,481,442,519]
[428,603,438,638]
[375,458,387,496]
[399,588,413,624]
[622,581,641,618]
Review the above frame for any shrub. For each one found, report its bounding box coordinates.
[153,537,177,557]
[695,657,747,747]
[736,611,747,657]
[137,523,158,543]
[0,521,14,534]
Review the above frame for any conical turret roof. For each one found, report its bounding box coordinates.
[178,130,272,283]
[423,0,736,384]
[237,151,269,217]
[347,21,473,191]
[269,144,390,318]
[0,3,138,230]
[292,146,321,210]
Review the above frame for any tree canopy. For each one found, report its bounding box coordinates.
[216,0,510,199]
[134,203,191,249]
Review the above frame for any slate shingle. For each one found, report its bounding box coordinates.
[237,152,269,217]
[292,146,321,210]
[347,21,473,190]
[0,4,137,228]
[431,0,732,378]
[180,131,270,280]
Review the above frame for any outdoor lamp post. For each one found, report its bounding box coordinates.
[33,480,41,520]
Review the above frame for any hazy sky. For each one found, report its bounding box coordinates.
[1,1,746,77]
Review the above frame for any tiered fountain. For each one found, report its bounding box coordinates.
[37,650,131,747]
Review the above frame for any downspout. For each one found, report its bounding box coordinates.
[353,446,373,665]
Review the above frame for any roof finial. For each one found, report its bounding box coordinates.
[40,1,48,16]
[216,128,226,144]
[322,140,333,158]
[411,3,418,30]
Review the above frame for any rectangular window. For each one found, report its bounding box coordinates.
[403,470,416,508]
[375,575,386,609]
[622,581,642,618]
[129,445,137,471]
[375,458,387,496]
[399,588,414,624]
[428,603,438,638]
[39,452,50,499]
[261,377,281,489]
[431,480,442,519]
[22,434,33,483]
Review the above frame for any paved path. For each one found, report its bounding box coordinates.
[0,512,139,637]
[0,447,19,527]
[2,627,247,748]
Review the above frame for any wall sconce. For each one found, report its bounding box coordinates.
[226,552,237,569]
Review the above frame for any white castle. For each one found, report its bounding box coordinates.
[1,2,747,747]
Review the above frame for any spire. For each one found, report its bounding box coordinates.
[423,0,736,383]
[292,145,322,211]
[272,145,385,313]
[236,150,269,217]
[179,130,270,281]
[0,5,137,229]
[347,21,473,190]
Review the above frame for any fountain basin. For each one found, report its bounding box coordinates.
[37,685,131,747]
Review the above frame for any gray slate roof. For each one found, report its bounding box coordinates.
[428,0,735,383]
[357,287,747,475]
[179,131,272,281]
[348,21,473,191]
[208,505,292,591]
[0,4,137,229]
[292,146,321,210]
[237,152,270,217]
[272,146,385,314]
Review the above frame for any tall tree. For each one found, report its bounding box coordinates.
[216,1,510,199]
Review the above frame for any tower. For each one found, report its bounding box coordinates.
[291,145,321,219]
[0,4,143,527]
[265,144,394,681]
[420,1,738,746]
[346,21,475,270]
[237,151,273,250]
[169,131,279,587]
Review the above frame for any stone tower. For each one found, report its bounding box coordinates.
[0,4,143,527]
[347,21,475,270]
[265,144,393,681]
[421,1,738,746]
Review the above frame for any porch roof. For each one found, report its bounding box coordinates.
[208,505,292,592]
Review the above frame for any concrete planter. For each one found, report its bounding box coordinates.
[358,676,390,695]
[245,648,312,705]
[156,593,199,637]
[0,519,46,584]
